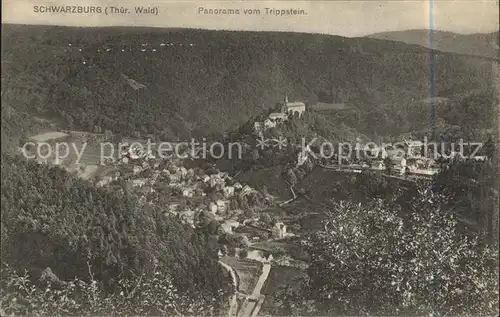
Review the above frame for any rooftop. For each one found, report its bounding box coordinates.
[286,101,306,107]
[268,112,288,120]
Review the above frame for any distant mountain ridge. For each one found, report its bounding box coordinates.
[367,29,499,59]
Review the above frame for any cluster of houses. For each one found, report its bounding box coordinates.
[378,139,488,175]
[229,218,289,239]
[298,137,489,177]
[95,138,288,242]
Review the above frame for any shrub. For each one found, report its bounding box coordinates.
[239,249,248,259]
[0,263,225,316]
[276,190,499,316]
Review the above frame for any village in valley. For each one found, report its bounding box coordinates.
[20,90,493,317]
[2,8,498,314]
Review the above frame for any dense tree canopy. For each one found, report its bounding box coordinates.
[433,159,499,243]
[273,190,498,316]
[2,25,495,143]
[0,154,231,315]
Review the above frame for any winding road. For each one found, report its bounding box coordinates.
[219,260,239,317]
[251,263,271,298]
[239,262,271,317]
[220,257,272,317]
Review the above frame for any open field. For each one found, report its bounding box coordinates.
[29,131,69,142]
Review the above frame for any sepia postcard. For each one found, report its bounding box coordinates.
[1,0,499,316]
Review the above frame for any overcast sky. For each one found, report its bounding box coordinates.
[2,0,498,37]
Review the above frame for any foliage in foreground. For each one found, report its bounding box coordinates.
[273,189,499,316]
[0,263,225,316]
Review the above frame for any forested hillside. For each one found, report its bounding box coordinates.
[1,24,495,144]
[0,154,230,315]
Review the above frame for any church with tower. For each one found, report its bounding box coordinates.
[254,94,307,133]
[280,94,306,118]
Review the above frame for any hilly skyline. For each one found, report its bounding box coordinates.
[367,29,499,59]
[3,0,499,37]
